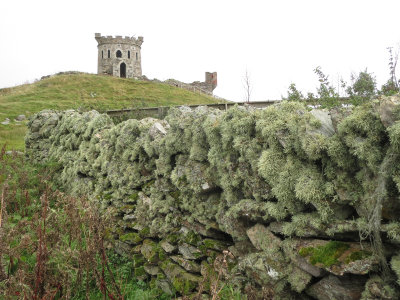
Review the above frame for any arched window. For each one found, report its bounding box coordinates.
[108,50,110,58]
[116,50,122,58]
[102,50,103,59]
[128,51,130,59]
[136,52,138,60]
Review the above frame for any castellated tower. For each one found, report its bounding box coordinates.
[95,33,143,78]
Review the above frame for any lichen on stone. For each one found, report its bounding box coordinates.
[25,96,400,298]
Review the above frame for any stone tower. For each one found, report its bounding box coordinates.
[95,33,143,78]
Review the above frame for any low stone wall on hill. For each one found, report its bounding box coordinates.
[25,97,400,299]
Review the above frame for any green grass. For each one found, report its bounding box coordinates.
[0,124,27,150]
[0,73,223,151]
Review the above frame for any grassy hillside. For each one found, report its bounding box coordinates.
[0,73,223,150]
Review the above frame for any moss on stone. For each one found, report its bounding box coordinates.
[170,255,201,273]
[104,227,115,241]
[141,239,161,263]
[157,272,167,280]
[165,233,180,245]
[132,254,145,268]
[149,277,157,290]
[299,241,350,267]
[345,250,372,264]
[172,276,198,295]
[119,232,142,244]
[160,257,201,294]
[184,231,202,246]
[138,227,151,238]
[158,248,168,262]
[132,244,142,254]
[134,266,148,280]
[206,250,219,263]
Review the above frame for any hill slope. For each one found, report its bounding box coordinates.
[0,73,223,150]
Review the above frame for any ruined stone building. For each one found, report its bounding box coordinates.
[191,72,218,94]
[164,72,218,95]
[95,33,143,78]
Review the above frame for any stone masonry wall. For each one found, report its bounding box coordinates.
[25,97,400,299]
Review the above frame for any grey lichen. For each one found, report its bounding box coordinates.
[25,96,400,297]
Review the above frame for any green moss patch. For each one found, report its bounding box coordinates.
[119,232,143,244]
[132,254,145,267]
[183,231,202,246]
[172,276,198,295]
[138,227,151,238]
[345,250,372,264]
[299,241,350,267]
[202,239,228,251]
[165,233,180,245]
[141,239,165,263]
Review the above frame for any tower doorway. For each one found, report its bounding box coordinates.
[120,63,126,78]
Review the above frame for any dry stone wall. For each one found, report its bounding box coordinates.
[25,97,400,299]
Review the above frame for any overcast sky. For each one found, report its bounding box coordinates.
[1,0,399,101]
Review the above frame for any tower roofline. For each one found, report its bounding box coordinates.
[95,33,143,47]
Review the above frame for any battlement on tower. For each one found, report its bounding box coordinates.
[95,33,143,46]
[95,32,143,78]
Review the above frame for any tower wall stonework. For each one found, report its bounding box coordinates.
[205,72,217,91]
[95,33,143,78]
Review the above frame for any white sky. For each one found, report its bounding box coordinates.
[0,0,399,101]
